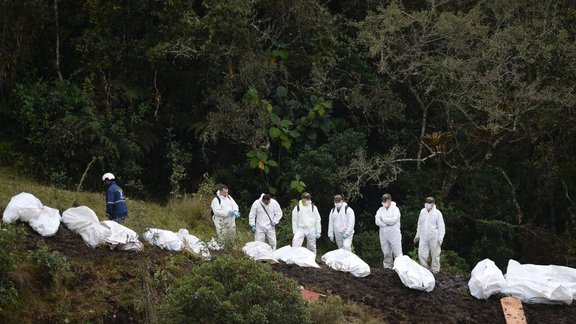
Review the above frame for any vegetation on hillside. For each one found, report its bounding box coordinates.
[1,0,575,296]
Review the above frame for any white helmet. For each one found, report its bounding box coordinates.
[102,173,115,181]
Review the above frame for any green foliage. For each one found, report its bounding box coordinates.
[309,295,345,323]
[160,255,310,323]
[352,230,382,267]
[0,225,21,308]
[27,243,71,289]
[440,250,469,276]
[470,220,516,270]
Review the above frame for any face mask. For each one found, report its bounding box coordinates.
[425,203,433,210]
[304,200,312,206]
[383,201,390,208]
[335,202,343,208]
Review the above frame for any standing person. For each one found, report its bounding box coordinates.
[375,193,402,268]
[102,173,128,224]
[414,196,445,273]
[291,192,321,254]
[328,194,355,251]
[210,184,240,240]
[249,193,283,250]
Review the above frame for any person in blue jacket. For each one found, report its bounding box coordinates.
[102,173,128,224]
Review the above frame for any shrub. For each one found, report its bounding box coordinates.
[0,225,21,307]
[160,255,310,323]
[27,243,71,288]
[353,230,382,267]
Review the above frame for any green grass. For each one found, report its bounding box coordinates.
[0,167,245,242]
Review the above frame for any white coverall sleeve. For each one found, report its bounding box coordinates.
[415,209,425,239]
[292,206,299,234]
[211,197,224,217]
[230,196,239,211]
[437,210,446,243]
[314,207,321,237]
[346,208,355,233]
[272,200,283,223]
[248,200,258,226]
[375,208,384,227]
[328,209,334,238]
[380,206,400,225]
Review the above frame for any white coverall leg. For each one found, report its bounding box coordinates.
[379,227,403,268]
[292,227,317,253]
[213,216,236,240]
[419,234,441,273]
[255,226,277,250]
[334,231,353,252]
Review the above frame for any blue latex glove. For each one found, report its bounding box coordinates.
[271,221,276,227]
[329,236,335,243]
[251,225,256,233]
[228,210,235,217]
[342,232,350,239]
[233,211,241,218]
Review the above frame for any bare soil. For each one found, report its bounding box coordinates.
[18,225,576,323]
[272,263,576,324]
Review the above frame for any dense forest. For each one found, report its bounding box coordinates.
[1,0,575,270]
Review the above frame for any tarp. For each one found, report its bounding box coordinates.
[393,255,435,292]
[100,220,144,251]
[2,193,60,236]
[242,241,278,263]
[501,260,575,305]
[176,229,211,259]
[62,206,110,248]
[273,245,320,268]
[468,258,505,299]
[321,249,370,277]
[143,228,183,251]
[2,192,43,224]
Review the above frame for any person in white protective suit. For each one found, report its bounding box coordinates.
[375,193,403,268]
[249,193,283,250]
[328,194,355,251]
[210,184,240,240]
[291,192,321,254]
[414,196,445,273]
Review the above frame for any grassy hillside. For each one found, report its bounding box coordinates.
[0,167,228,240]
[0,168,383,323]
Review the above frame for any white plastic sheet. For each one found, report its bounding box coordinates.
[242,241,278,263]
[100,220,144,251]
[62,206,110,248]
[27,206,61,237]
[177,229,210,259]
[393,255,435,292]
[468,259,505,299]
[143,228,183,251]
[273,245,320,268]
[2,192,43,224]
[321,249,370,277]
[502,260,575,305]
[2,193,60,236]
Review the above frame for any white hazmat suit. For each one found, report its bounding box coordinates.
[328,203,355,251]
[292,200,321,254]
[415,205,445,273]
[210,191,239,240]
[249,194,283,250]
[375,201,403,268]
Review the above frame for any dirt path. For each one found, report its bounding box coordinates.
[272,263,576,324]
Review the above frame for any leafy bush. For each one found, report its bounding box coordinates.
[440,250,469,275]
[27,243,71,288]
[160,255,310,323]
[0,226,21,307]
[353,230,382,267]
